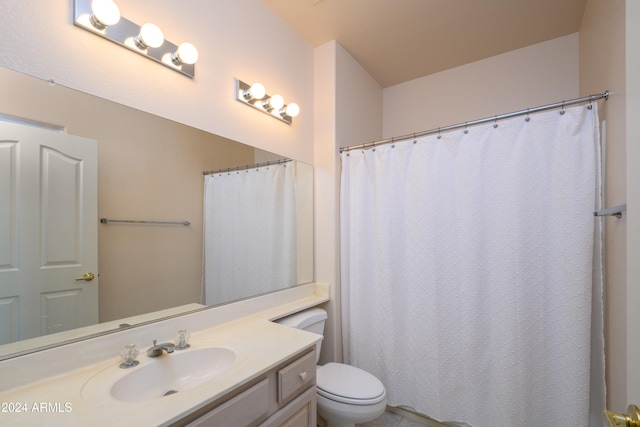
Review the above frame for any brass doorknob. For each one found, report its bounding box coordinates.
[75,272,95,282]
[604,405,640,427]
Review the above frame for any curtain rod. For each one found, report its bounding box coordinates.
[339,91,609,153]
[203,158,292,176]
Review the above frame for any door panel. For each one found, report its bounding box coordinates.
[0,142,17,272]
[41,146,83,266]
[0,297,19,344]
[40,289,83,336]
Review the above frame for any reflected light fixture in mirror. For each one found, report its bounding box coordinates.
[74,0,198,78]
[235,79,300,125]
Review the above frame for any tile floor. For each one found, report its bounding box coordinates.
[356,408,452,427]
[318,406,469,427]
[357,410,431,427]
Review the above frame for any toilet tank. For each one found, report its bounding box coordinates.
[275,308,327,362]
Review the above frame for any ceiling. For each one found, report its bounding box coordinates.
[262,0,588,88]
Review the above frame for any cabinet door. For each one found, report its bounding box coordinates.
[259,386,316,427]
[279,404,311,427]
[187,379,269,427]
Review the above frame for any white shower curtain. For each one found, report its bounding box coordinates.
[340,104,603,427]
[203,161,297,306]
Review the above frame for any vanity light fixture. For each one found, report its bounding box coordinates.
[89,0,120,29]
[134,23,164,50]
[284,103,300,118]
[235,79,300,125]
[263,94,285,111]
[171,42,199,66]
[242,83,266,102]
[74,0,198,78]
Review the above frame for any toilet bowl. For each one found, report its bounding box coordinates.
[316,362,387,427]
[276,308,387,427]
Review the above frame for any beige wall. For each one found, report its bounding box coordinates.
[314,41,340,363]
[314,41,383,363]
[383,34,579,137]
[626,0,640,408]
[580,0,627,413]
[0,0,314,163]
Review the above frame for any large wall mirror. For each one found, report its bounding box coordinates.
[0,66,313,360]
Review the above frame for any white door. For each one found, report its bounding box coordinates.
[0,121,98,343]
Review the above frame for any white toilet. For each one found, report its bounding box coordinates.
[276,308,387,427]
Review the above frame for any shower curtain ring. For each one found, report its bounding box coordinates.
[464,122,469,134]
[413,133,417,144]
[560,101,566,115]
[493,115,498,128]
[437,127,442,139]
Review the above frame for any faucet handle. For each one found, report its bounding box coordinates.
[119,344,139,368]
[175,329,191,350]
[147,340,162,357]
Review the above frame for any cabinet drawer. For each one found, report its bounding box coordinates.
[277,350,316,403]
[187,378,269,427]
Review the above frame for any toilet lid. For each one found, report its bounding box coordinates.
[316,363,386,404]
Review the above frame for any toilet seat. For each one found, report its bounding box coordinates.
[316,363,386,405]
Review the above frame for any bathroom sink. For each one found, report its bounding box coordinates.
[84,347,236,402]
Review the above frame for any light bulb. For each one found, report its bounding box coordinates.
[243,83,265,101]
[249,83,266,100]
[135,23,164,49]
[172,42,199,65]
[284,103,300,118]
[267,94,285,111]
[90,0,120,29]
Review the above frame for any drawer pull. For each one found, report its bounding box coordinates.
[299,371,308,381]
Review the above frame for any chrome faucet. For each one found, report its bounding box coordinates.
[147,340,176,357]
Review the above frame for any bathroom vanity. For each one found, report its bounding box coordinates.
[177,348,317,426]
[0,284,328,426]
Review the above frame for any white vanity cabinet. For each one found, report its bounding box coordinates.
[175,347,317,427]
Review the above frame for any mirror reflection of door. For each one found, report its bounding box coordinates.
[0,121,98,344]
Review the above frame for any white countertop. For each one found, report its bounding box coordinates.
[0,284,329,426]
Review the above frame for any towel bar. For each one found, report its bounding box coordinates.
[99,218,191,226]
